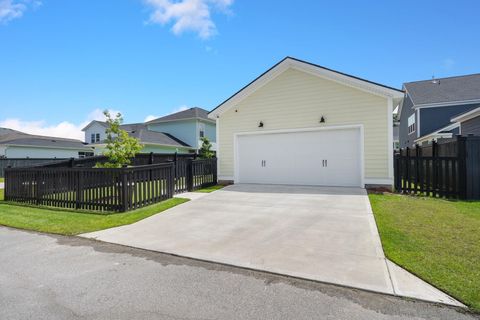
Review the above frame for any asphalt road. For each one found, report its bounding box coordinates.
[0,227,477,320]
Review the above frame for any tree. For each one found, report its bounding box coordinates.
[96,110,143,168]
[198,137,214,159]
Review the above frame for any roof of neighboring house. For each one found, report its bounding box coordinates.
[404,73,480,106]
[90,123,191,148]
[81,120,108,132]
[0,127,92,150]
[209,56,404,118]
[451,106,480,123]
[146,107,213,124]
[414,122,460,144]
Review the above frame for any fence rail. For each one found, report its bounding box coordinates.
[394,135,480,200]
[5,158,217,212]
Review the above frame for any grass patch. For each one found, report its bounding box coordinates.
[0,197,189,235]
[0,177,4,182]
[195,184,224,193]
[369,193,480,311]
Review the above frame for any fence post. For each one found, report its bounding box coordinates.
[213,158,218,184]
[69,158,74,168]
[149,152,154,165]
[169,164,175,197]
[35,171,41,205]
[432,141,438,197]
[186,159,193,192]
[76,170,83,210]
[121,169,129,212]
[457,135,467,200]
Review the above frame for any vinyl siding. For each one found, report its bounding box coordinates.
[4,146,86,158]
[461,116,480,136]
[218,68,390,181]
[148,120,197,148]
[399,94,416,148]
[84,122,107,144]
[419,104,480,137]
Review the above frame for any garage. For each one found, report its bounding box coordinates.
[209,57,405,188]
[236,127,362,187]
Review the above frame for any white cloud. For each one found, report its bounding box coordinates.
[144,115,158,122]
[144,0,233,39]
[0,0,41,24]
[0,108,121,141]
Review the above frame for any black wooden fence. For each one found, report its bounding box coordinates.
[394,135,480,200]
[0,158,67,178]
[4,158,217,212]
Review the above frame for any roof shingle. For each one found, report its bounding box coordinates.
[404,73,480,106]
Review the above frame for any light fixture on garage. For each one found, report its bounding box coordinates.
[258,121,264,128]
[320,116,326,123]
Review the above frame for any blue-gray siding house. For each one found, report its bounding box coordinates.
[399,74,480,148]
[82,107,216,155]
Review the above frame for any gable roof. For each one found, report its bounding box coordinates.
[81,120,108,132]
[209,56,404,118]
[146,107,213,124]
[404,73,480,107]
[451,106,480,123]
[0,127,92,150]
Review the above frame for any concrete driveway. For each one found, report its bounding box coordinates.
[83,184,462,306]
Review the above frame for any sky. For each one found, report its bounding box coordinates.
[0,0,479,140]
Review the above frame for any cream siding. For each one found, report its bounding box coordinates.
[217,68,390,181]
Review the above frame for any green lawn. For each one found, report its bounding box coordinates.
[369,193,480,311]
[0,195,189,235]
[195,184,224,193]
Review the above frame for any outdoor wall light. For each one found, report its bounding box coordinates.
[258,121,264,128]
[320,116,326,123]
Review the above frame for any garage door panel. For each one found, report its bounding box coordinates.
[237,128,361,187]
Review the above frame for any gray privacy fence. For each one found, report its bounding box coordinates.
[394,135,480,200]
[4,158,217,212]
[0,158,67,178]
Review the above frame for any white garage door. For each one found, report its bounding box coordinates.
[237,128,362,187]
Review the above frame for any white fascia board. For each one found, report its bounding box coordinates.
[451,106,480,123]
[209,58,404,118]
[414,122,460,143]
[414,99,480,109]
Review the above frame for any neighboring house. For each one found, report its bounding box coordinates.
[82,107,215,155]
[451,106,480,136]
[0,127,94,158]
[146,107,216,150]
[398,74,480,147]
[82,121,194,155]
[209,57,404,188]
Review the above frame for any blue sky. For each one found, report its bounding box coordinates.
[1,0,479,139]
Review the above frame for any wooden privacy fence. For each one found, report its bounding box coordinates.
[0,158,67,178]
[4,158,217,212]
[394,136,480,200]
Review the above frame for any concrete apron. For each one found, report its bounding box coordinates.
[81,184,464,308]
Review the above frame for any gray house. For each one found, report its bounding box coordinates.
[0,127,94,158]
[82,107,216,155]
[398,73,480,147]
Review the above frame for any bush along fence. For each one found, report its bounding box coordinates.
[394,135,480,200]
[4,157,217,212]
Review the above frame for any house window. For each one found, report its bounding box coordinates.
[78,152,94,158]
[90,133,101,143]
[408,114,416,135]
[199,123,205,138]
